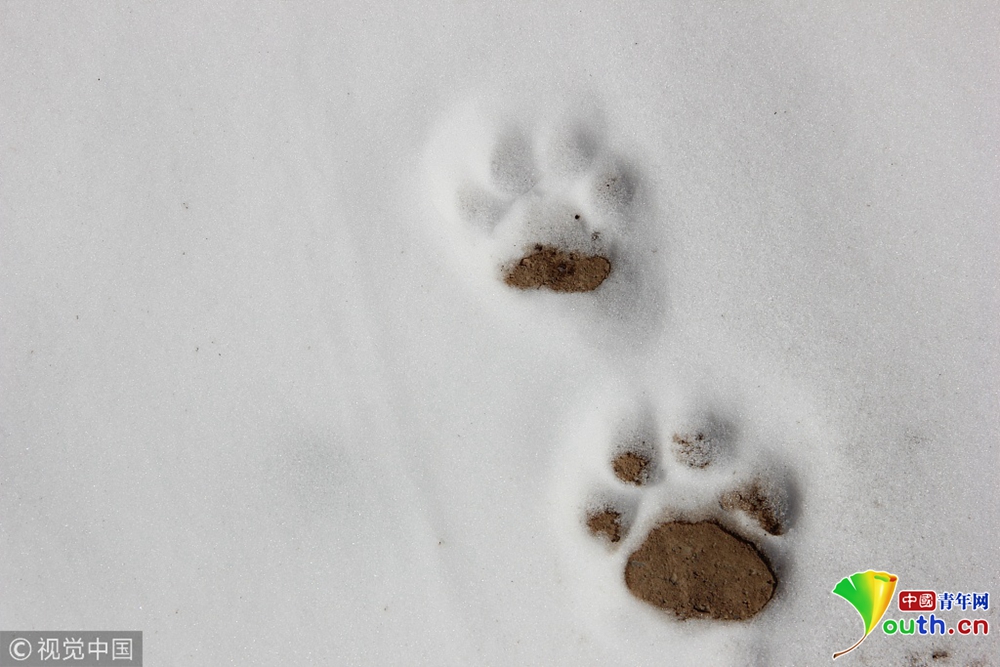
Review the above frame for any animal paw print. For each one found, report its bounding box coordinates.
[581,404,794,622]
[422,97,646,295]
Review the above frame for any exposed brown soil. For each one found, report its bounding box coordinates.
[612,451,651,486]
[586,508,623,543]
[719,481,786,536]
[503,245,611,292]
[624,521,775,620]
[671,431,713,469]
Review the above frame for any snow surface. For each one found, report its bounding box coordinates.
[2,2,998,665]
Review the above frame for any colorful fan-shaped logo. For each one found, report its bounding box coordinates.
[832,570,898,659]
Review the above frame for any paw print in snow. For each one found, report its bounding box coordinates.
[577,399,795,621]
[422,98,644,295]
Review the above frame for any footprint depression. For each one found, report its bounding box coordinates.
[503,245,611,293]
[624,520,775,621]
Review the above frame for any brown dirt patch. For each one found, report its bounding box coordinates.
[586,508,622,543]
[503,245,611,292]
[719,481,786,536]
[612,451,651,486]
[624,521,775,620]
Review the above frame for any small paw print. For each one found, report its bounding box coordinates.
[422,97,647,295]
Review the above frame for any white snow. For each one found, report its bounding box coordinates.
[2,2,998,665]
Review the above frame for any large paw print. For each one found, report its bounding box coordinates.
[565,395,796,622]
